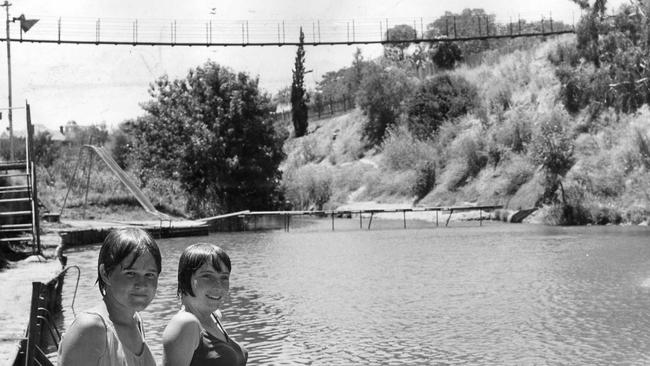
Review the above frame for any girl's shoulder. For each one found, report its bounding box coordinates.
[69,311,107,335]
[169,310,201,326]
[58,312,108,363]
[163,310,201,341]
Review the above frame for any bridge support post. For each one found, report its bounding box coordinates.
[445,209,453,227]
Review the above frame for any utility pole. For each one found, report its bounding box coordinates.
[2,0,14,160]
[1,1,37,161]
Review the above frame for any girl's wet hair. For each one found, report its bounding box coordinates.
[97,228,162,296]
[177,243,231,297]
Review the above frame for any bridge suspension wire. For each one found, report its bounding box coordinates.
[0,14,575,47]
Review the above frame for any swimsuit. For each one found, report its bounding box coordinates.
[59,306,156,366]
[189,316,248,366]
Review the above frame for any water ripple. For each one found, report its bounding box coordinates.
[58,224,650,365]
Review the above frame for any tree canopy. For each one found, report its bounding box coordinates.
[132,61,285,216]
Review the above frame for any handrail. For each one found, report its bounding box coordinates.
[59,265,81,315]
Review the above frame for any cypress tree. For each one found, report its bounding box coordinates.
[291,27,308,137]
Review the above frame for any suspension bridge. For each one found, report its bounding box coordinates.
[0,14,574,47]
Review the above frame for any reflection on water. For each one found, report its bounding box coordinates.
[60,220,650,365]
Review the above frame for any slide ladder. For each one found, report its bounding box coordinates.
[0,103,41,254]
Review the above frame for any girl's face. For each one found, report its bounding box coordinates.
[189,261,230,312]
[102,251,159,312]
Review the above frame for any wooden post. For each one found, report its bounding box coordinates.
[368,212,374,230]
[445,17,449,37]
[479,209,482,226]
[453,16,457,38]
[445,209,453,227]
[403,210,406,229]
[436,210,439,227]
[26,103,41,254]
[359,211,362,229]
[82,138,94,219]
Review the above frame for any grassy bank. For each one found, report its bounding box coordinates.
[281,36,650,225]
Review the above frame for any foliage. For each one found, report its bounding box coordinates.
[132,61,285,217]
[291,27,309,137]
[431,42,463,70]
[33,131,59,167]
[282,163,332,210]
[384,24,417,61]
[61,121,109,146]
[380,125,437,171]
[107,121,135,169]
[412,161,436,202]
[554,1,650,115]
[272,86,291,105]
[529,108,575,205]
[405,74,478,139]
[356,64,412,146]
[0,137,26,161]
[426,9,495,62]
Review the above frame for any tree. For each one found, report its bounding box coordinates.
[291,27,309,137]
[351,48,365,93]
[406,74,478,139]
[384,24,417,61]
[133,61,285,216]
[554,1,650,115]
[357,64,412,146]
[33,131,59,167]
[426,9,495,64]
[431,42,463,69]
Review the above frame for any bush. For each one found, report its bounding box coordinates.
[362,169,417,199]
[406,74,478,139]
[380,126,437,171]
[502,153,535,195]
[412,161,436,202]
[282,164,333,210]
[529,107,575,204]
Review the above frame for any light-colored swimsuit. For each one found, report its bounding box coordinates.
[59,305,156,366]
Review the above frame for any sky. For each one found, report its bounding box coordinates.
[0,0,628,132]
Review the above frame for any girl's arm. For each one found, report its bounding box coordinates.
[162,312,201,366]
[58,313,106,366]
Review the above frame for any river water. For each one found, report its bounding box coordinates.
[60,220,650,365]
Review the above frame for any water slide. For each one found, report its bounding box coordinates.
[84,145,171,220]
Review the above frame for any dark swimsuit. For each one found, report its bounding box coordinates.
[190,316,248,366]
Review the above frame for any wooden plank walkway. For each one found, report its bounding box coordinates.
[229,205,503,231]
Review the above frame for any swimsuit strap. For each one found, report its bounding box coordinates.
[211,312,231,343]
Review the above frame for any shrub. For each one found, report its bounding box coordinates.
[362,169,417,199]
[412,161,436,202]
[406,74,478,139]
[282,164,333,210]
[547,41,581,67]
[380,126,437,171]
[529,107,575,204]
[502,153,535,195]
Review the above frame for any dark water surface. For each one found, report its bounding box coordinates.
[60,221,650,365]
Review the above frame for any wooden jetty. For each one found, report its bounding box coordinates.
[215,205,504,232]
